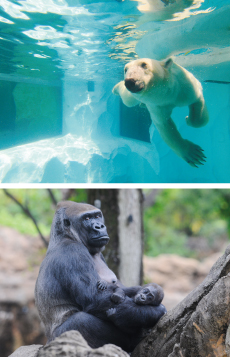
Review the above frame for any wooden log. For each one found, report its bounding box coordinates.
[132,245,230,357]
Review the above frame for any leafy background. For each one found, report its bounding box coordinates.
[1,188,229,259]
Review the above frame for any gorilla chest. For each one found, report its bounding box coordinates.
[92,254,117,284]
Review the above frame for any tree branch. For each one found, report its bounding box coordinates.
[47,189,58,206]
[3,189,48,248]
[143,189,162,209]
[61,189,76,201]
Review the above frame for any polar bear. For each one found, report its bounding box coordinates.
[113,58,209,167]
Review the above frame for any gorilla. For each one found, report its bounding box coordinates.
[131,283,164,306]
[89,281,165,334]
[96,280,164,306]
[35,201,166,352]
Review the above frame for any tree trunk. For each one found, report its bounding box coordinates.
[88,189,120,278]
[118,189,143,286]
[87,189,143,285]
[0,303,14,357]
[132,244,230,357]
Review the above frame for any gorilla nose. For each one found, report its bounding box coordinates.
[125,78,136,92]
[93,222,105,231]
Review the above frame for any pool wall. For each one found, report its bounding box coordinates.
[0,75,229,183]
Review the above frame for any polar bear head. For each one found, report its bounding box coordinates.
[124,57,173,95]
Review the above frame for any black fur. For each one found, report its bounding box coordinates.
[92,281,166,333]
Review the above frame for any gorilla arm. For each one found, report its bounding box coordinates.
[112,81,140,107]
[149,104,206,168]
[106,300,166,334]
[49,240,100,310]
[115,283,145,301]
[97,281,164,306]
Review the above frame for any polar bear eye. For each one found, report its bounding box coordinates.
[124,67,128,73]
[141,62,147,69]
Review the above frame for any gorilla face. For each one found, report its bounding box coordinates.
[78,209,110,249]
[134,286,156,306]
[55,202,110,252]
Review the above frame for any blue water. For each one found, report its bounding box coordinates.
[0,0,229,183]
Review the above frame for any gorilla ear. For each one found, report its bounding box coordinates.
[163,58,173,69]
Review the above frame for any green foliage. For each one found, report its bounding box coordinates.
[1,188,229,260]
[144,224,193,257]
[67,190,88,205]
[0,189,87,238]
[144,189,230,258]
[0,189,59,236]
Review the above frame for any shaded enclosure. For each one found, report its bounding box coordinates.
[0,78,62,150]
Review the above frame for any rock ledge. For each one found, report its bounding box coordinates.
[10,330,129,357]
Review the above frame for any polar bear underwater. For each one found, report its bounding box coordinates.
[113,58,209,168]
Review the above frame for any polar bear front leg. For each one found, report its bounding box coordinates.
[186,95,209,128]
[151,109,206,167]
[112,81,140,108]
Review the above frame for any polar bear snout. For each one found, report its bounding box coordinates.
[125,78,145,93]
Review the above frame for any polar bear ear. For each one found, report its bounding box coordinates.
[163,58,173,69]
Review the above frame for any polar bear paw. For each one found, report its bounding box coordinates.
[112,81,122,95]
[182,139,206,168]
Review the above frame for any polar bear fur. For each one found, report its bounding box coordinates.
[113,58,209,167]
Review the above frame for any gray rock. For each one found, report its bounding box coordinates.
[38,330,129,357]
[225,323,230,356]
[9,345,43,357]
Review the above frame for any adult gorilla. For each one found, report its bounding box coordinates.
[35,201,166,352]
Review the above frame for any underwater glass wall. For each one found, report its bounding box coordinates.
[0,0,229,183]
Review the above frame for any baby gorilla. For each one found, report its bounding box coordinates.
[130,284,163,306]
[97,281,164,305]
[95,280,166,334]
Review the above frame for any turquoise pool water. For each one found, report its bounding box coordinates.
[0,0,229,183]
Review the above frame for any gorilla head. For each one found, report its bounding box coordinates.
[133,283,164,306]
[50,201,109,253]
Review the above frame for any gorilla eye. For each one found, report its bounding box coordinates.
[85,217,89,220]
[141,62,147,69]
[64,219,70,227]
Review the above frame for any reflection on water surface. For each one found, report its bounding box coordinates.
[0,0,222,81]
